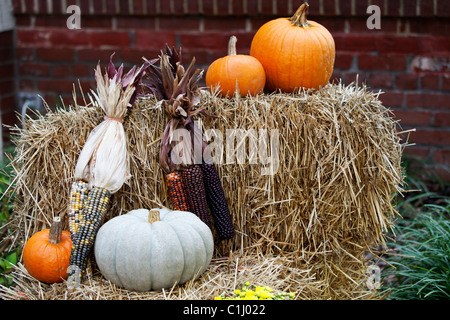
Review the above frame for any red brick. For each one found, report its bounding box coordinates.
[369,73,393,89]
[406,93,450,110]
[333,34,378,52]
[92,0,104,14]
[217,0,230,16]
[379,91,404,107]
[159,0,171,15]
[443,75,450,92]
[18,62,50,77]
[392,110,432,126]
[160,17,200,31]
[403,146,431,159]
[78,48,116,62]
[0,47,13,61]
[186,0,201,15]
[396,74,419,90]
[131,0,146,15]
[89,30,132,47]
[15,15,32,27]
[202,0,215,15]
[409,18,450,35]
[403,0,418,17]
[420,0,435,17]
[134,31,176,50]
[437,0,450,17]
[120,48,159,64]
[72,64,93,78]
[410,129,450,146]
[354,0,370,15]
[421,75,441,91]
[334,53,354,70]
[145,0,157,15]
[433,149,450,165]
[180,32,230,51]
[80,16,114,29]
[348,17,398,34]
[203,17,246,31]
[18,78,35,91]
[0,79,14,96]
[276,0,289,16]
[37,79,75,94]
[358,54,407,71]
[386,0,401,17]
[117,16,155,30]
[342,72,366,86]
[0,63,14,79]
[319,17,346,33]
[246,0,259,15]
[322,0,336,16]
[434,112,450,127]
[260,0,273,15]
[52,65,71,77]
[376,36,422,54]
[36,47,75,62]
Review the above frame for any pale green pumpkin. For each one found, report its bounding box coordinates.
[94,208,214,291]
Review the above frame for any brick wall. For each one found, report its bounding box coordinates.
[7,0,450,180]
[0,29,15,142]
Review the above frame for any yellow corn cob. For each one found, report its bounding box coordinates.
[67,186,110,288]
[68,180,89,239]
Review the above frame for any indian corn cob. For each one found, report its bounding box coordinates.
[68,180,89,240]
[165,171,189,211]
[200,163,235,239]
[67,186,110,288]
[181,165,212,228]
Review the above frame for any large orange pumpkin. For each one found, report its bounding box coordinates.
[206,36,266,97]
[250,2,335,92]
[23,217,72,283]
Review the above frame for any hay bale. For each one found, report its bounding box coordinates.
[3,82,404,299]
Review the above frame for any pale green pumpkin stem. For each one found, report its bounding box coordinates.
[228,36,237,56]
[290,2,311,28]
[148,210,161,224]
[48,216,62,244]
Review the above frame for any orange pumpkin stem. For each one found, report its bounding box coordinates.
[228,36,237,56]
[290,2,311,28]
[48,216,62,244]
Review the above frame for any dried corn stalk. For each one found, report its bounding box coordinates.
[143,47,234,239]
[67,54,150,288]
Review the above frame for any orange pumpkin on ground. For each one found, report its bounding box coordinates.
[250,2,335,92]
[23,217,72,283]
[206,36,266,97]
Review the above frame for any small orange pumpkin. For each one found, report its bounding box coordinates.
[250,2,335,92]
[23,217,72,283]
[206,36,266,97]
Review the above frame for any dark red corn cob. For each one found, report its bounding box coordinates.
[165,171,189,211]
[200,163,235,240]
[181,165,212,228]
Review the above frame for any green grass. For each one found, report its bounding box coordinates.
[0,143,19,287]
[382,199,450,300]
[381,154,450,300]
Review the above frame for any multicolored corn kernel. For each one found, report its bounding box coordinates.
[67,186,110,288]
[181,165,212,228]
[166,171,189,211]
[68,180,89,239]
[200,163,235,240]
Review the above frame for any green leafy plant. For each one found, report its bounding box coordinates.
[382,198,450,300]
